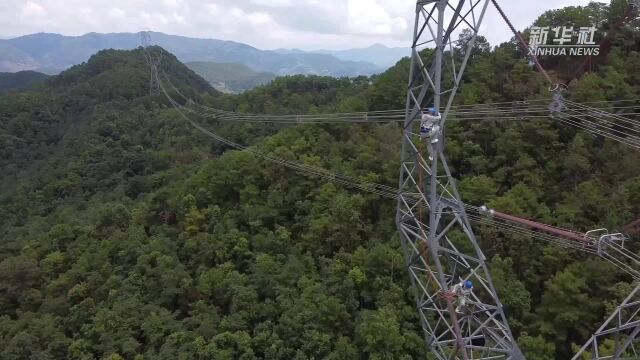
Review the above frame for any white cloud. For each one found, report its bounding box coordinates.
[2,0,597,50]
[162,0,184,9]
[249,0,292,6]
[346,0,407,36]
[246,12,272,26]
[21,1,46,18]
[172,12,186,24]
[109,8,125,18]
[205,3,219,14]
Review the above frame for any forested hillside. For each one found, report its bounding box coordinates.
[0,71,48,94]
[0,2,639,360]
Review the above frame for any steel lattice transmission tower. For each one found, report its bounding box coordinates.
[141,31,161,96]
[572,284,640,359]
[396,1,523,359]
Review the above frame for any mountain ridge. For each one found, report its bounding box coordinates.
[185,61,276,93]
[0,32,383,77]
[313,44,408,68]
[275,43,408,68]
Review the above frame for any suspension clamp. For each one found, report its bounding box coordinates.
[548,87,567,117]
[479,205,495,217]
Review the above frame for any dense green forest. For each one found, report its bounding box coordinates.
[0,71,48,94]
[1,2,639,359]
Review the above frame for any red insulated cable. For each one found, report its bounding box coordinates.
[490,210,589,244]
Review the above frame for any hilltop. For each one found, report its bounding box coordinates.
[0,70,48,94]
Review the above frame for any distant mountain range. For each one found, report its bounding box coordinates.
[186,62,275,94]
[276,44,408,68]
[0,32,388,77]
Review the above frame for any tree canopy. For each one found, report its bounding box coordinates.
[1,2,639,359]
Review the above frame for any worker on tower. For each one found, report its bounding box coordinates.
[420,107,442,144]
[451,279,474,314]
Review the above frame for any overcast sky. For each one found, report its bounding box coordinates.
[2,0,598,50]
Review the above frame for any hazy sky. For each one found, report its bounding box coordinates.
[2,0,598,50]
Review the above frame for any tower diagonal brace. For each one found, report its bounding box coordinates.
[396,1,523,359]
[572,285,640,360]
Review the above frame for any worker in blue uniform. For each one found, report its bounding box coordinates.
[452,280,474,314]
[420,107,441,144]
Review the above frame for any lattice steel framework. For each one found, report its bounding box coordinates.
[141,32,161,95]
[396,1,523,359]
[571,231,640,359]
[572,284,640,359]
